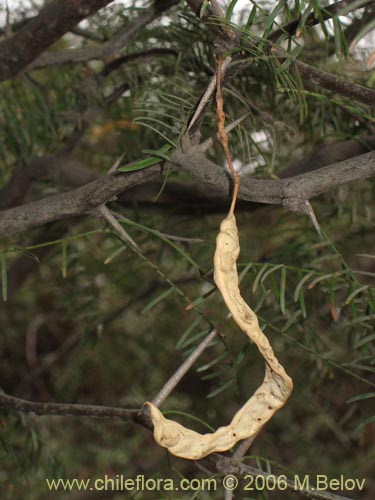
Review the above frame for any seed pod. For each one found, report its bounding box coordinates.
[146,213,293,460]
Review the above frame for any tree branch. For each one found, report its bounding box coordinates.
[0,164,162,239]
[185,0,375,115]
[0,0,114,82]
[172,149,375,211]
[268,0,373,43]
[0,390,139,420]
[152,322,224,407]
[1,150,374,239]
[292,58,375,107]
[27,0,180,70]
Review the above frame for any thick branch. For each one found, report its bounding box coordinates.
[0,0,114,82]
[0,150,374,239]
[172,149,375,211]
[28,0,180,70]
[0,164,161,239]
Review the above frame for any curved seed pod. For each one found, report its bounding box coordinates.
[146,213,293,460]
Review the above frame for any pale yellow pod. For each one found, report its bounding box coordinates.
[147,213,293,460]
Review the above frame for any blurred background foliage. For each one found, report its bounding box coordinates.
[0,0,374,499]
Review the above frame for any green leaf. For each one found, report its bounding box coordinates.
[241,4,257,47]
[104,245,127,265]
[184,286,216,311]
[118,144,172,172]
[199,0,210,19]
[347,392,375,404]
[299,290,306,318]
[207,378,235,398]
[252,263,269,292]
[294,271,315,302]
[201,365,231,381]
[236,342,250,365]
[141,287,174,314]
[282,310,302,332]
[239,262,253,282]
[345,285,369,305]
[254,285,271,313]
[1,254,7,302]
[298,2,313,35]
[61,239,68,278]
[176,318,203,350]
[262,0,287,40]
[350,17,375,52]
[226,0,239,22]
[307,272,333,290]
[280,266,286,313]
[119,217,201,270]
[197,352,228,372]
[163,410,215,432]
[333,16,342,57]
[180,329,212,350]
[260,263,284,284]
[354,333,375,349]
[354,415,375,432]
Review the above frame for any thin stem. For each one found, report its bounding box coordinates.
[152,314,231,407]
[216,56,240,215]
[0,391,138,419]
[230,432,260,463]
[224,489,234,500]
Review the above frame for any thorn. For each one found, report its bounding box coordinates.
[304,200,322,238]
[95,205,140,250]
[108,152,125,174]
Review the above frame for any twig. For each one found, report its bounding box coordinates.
[230,431,261,464]
[292,58,375,107]
[187,56,232,133]
[224,489,233,500]
[99,48,179,79]
[0,391,139,419]
[152,314,231,407]
[28,2,179,71]
[0,0,114,81]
